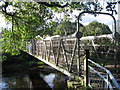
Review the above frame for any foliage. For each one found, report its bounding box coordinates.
[54,21,77,36]
[0,1,116,55]
[80,21,112,36]
[1,2,53,55]
[2,51,44,71]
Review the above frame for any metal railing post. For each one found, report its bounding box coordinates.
[76,32,82,76]
[56,39,62,66]
[107,73,110,90]
[84,49,89,87]
[76,15,82,76]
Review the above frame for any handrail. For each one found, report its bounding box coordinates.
[88,66,113,89]
[88,59,120,90]
[43,34,113,41]
[80,34,113,41]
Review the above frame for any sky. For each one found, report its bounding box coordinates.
[80,14,117,30]
[0,1,119,32]
[0,14,6,29]
[71,1,118,31]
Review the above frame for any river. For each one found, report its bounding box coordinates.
[2,66,68,89]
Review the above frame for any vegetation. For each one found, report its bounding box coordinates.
[52,20,111,37]
[2,51,44,72]
[0,1,106,55]
[80,21,112,36]
[0,1,118,56]
[54,21,78,36]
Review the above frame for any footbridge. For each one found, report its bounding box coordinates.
[26,11,120,89]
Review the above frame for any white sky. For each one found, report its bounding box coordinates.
[0,14,6,29]
[80,14,117,30]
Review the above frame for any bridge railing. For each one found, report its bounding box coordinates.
[82,34,120,89]
[87,58,120,89]
[34,36,85,76]
[80,34,120,66]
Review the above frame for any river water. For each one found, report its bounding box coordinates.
[1,68,68,89]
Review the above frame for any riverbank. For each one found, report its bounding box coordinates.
[2,51,43,73]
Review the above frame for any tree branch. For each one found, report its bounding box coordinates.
[2,2,14,17]
[1,2,22,19]
[37,2,68,8]
[2,8,14,17]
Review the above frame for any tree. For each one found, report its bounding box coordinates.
[80,21,112,36]
[0,1,116,55]
[54,21,77,36]
[1,2,54,54]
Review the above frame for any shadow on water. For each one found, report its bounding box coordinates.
[2,73,50,89]
[2,70,68,90]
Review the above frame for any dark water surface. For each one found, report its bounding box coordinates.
[2,69,68,90]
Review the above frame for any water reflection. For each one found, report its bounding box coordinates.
[42,73,56,89]
[2,74,33,89]
[2,72,67,89]
[41,73,67,90]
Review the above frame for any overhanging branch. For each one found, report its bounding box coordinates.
[2,8,14,17]
[37,2,68,8]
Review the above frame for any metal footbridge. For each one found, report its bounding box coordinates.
[26,11,120,89]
